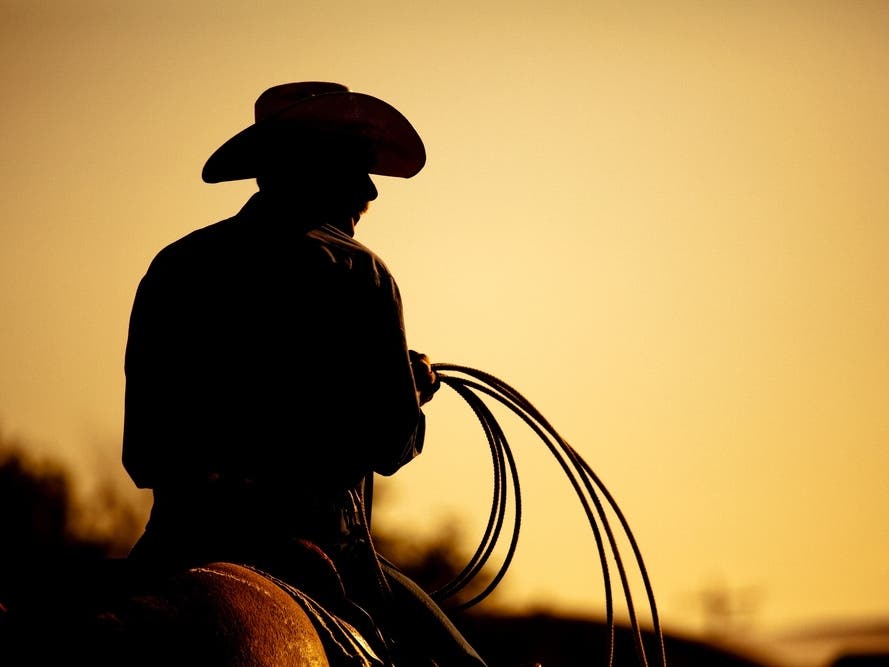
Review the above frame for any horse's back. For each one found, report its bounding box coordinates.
[144,561,331,666]
[2,560,331,666]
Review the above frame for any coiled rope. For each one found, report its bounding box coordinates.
[429,363,667,667]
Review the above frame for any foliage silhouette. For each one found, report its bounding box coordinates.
[0,427,145,610]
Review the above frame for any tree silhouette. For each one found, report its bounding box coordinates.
[0,426,146,613]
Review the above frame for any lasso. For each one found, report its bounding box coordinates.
[429,363,667,667]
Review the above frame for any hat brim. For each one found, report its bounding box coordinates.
[202,92,425,183]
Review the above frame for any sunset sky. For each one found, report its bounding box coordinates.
[1,0,887,640]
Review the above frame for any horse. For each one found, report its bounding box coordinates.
[0,551,486,666]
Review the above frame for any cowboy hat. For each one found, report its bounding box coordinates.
[202,82,426,183]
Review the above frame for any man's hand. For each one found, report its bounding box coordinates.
[409,350,440,406]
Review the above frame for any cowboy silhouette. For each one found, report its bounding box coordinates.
[121,82,486,665]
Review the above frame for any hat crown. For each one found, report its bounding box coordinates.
[255,82,349,122]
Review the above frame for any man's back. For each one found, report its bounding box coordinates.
[123,192,423,492]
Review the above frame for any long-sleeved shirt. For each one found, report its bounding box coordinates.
[122,191,424,492]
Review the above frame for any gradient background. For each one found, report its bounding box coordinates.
[2,0,887,642]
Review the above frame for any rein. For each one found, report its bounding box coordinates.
[428,363,668,667]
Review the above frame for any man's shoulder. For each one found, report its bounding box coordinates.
[158,215,239,255]
[144,211,251,280]
[142,204,396,291]
[306,225,394,282]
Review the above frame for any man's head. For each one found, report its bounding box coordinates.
[256,155,378,237]
[202,82,425,184]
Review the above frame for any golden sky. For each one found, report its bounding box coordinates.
[1,0,887,639]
